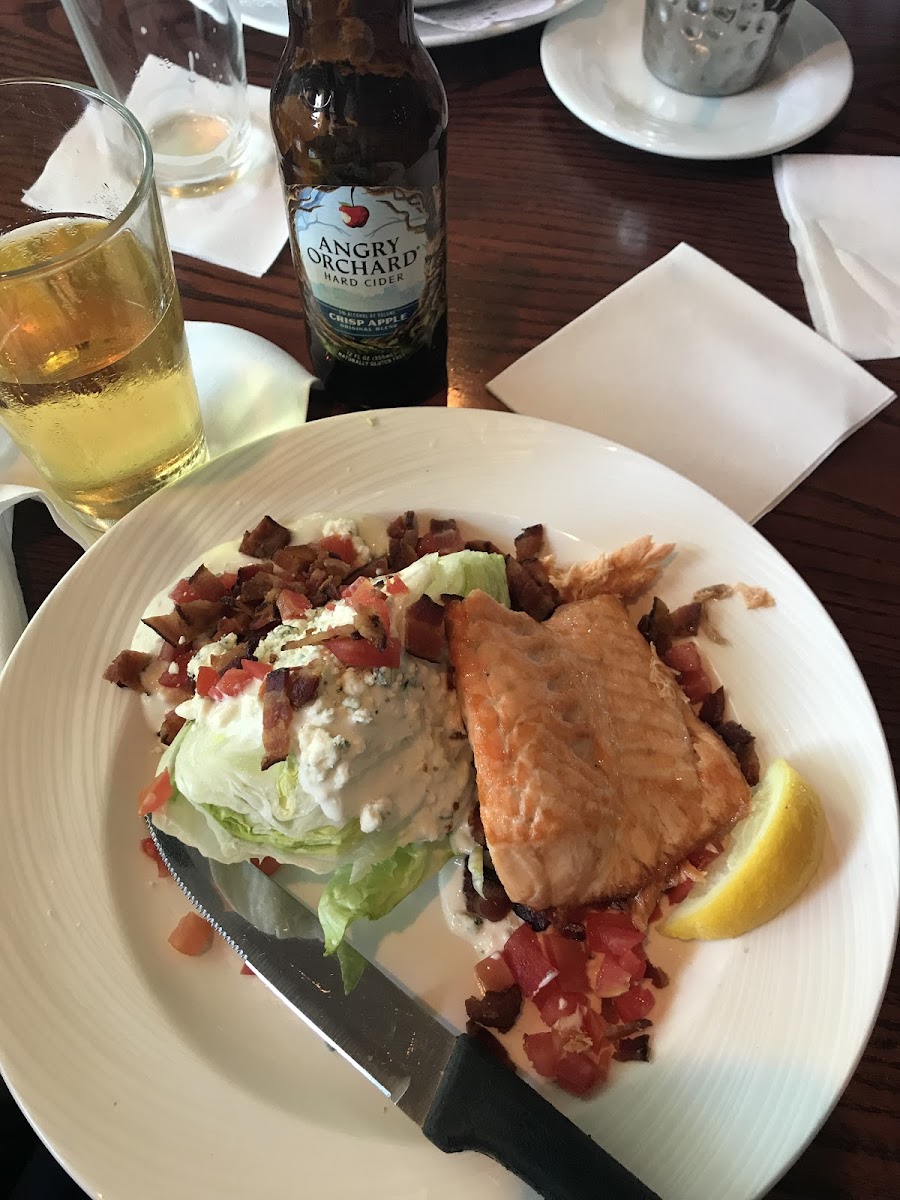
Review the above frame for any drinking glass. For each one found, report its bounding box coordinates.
[0,79,207,530]
[61,0,252,196]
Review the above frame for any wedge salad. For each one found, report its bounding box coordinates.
[105,510,823,1099]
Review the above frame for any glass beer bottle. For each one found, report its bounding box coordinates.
[271,0,448,407]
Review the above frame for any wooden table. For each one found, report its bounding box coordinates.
[4,2,899,1197]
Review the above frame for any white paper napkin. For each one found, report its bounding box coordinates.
[773,155,900,360]
[489,243,894,523]
[24,60,288,278]
[0,322,315,673]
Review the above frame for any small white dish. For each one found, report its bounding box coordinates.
[541,0,853,160]
[239,0,587,48]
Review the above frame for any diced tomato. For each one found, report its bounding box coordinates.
[681,669,712,703]
[555,1051,605,1097]
[588,952,633,998]
[168,912,214,957]
[326,636,401,670]
[219,572,238,591]
[667,879,694,905]
[137,770,172,816]
[342,577,391,632]
[240,962,255,975]
[319,534,356,564]
[139,836,168,878]
[581,1006,609,1054]
[502,924,558,998]
[585,910,644,958]
[158,647,192,691]
[385,576,409,596]
[616,945,647,981]
[474,953,516,994]
[534,980,584,1027]
[251,856,280,877]
[277,589,311,621]
[614,985,655,1024]
[663,642,702,673]
[523,1031,559,1078]
[196,665,218,698]
[543,930,590,992]
[169,577,198,604]
[210,667,254,700]
[241,658,272,680]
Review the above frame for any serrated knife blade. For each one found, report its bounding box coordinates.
[150,822,660,1200]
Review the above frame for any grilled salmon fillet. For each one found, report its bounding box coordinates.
[445,590,750,909]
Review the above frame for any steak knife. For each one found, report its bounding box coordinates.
[150,824,660,1200]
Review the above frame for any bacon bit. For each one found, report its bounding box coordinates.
[239,572,282,606]
[670,601,702,637]
[512,903,551,933]
[417,518,465,557]
[463,865,512,922]
[208,640,249,675]
[239,515,291,560]
[140,836,169,878]
[273,544,317,575]
[667,879,694,905]
[505,556,559,622]
[614,1035,651,1063]
[281,623,357,650]
[159,709,186,746]
[186,564,227,602]
[142,610,192,647]
[736,582,775,609]
[465,984,522,1033]
[168,913,214,957]
[103,649,153,693]
[698,685,726,726]
[515,524,545,562]
[605,1018,652,1042]
[644,960,669,989]
[237,560,276,584]
[637,596,673,655]
[404,594,446,662]
[261,669,293,770]
[387,510,419,571]
[475,953,516,994]
[176,598,228,630]
[259,668,319,770]
[465,538,502,554]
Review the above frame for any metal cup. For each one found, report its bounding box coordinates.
[642,0,797,97]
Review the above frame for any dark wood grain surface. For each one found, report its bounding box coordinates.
[2,2,898,1198]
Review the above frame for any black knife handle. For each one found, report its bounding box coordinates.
[422,1035,661,1200]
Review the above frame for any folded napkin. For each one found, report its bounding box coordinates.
[489,243,894,523]
[774,155,900,360]
[24,59,288,278]
[0,322,315,672]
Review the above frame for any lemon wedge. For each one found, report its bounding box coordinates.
[659,759,825,940]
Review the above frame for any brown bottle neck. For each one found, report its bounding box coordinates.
[287,0,417,50]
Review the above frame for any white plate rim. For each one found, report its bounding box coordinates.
[0,407,896,1200]
[540,0,854,161]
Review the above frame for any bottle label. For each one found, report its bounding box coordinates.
[288,184,444,369]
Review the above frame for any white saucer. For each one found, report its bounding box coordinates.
[541,0,853,160]
[0,322,315,551]
[239,0,587,48]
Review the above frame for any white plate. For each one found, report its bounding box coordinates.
[240,0,586,48]
[0,409,896,1200]
[541,0,854,160]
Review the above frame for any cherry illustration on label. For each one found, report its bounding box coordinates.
[339,203,369,229]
